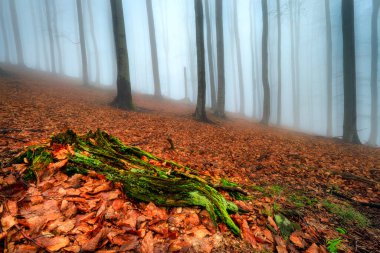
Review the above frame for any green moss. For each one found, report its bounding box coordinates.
[322,200,370,228]
[12,129,244,235]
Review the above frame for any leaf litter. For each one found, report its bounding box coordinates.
[0,66,379,252]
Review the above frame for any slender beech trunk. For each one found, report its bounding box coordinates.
[184,67,188,100]
[88,0,100,84]
[45,0,56,73]
[233,0,245,115]
[215,0,225,118]
[369,0,380,145]
[146,0,161,97]
[249,4,256,119]
[38,1,49,71]
[276,0,282,125]
[194,0,207,121]
[110,0,133,109]
[76,0,89,85]
[294,1,301,128]
[342,0,360,144]
[30,1,41,69]
[289,0,296,127]
[9,0,24,65]
[205,0,216,110]
[0,2,10,63]
[52,0,63,74]
[261,0,270,125]
[325,0,333,136]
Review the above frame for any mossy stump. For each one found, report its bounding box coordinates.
[7,129,248,235]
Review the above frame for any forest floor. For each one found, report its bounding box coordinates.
[0,65,379,253]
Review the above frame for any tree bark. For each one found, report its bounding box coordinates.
[205,0,216,110]
[294,2,301,128]
[146,0,161,98]
[261,0,270,125]
[52,0,63,74]
[233,0,245,115]
[249,3,256,119]
[342,0,360,144]
[0,1,10,63]
[325,0,333,136]
[276,0,282,125]
[215,0,225,118]
[38,1,50,71]
[76,0,89,85]
[110,0,133,110]
[45,0,56,73]
[87,0,101,84]
[194,0,207,122]
[9,0,24,65]
[369,0,380,145]
[184,67,189,100]
[30,1,41,69]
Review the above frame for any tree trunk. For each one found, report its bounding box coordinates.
[276,0,282,125]
[342,0,360,144]
[325,0,333,136]
[76,0,89,85]
[184,67,189,100]
[205,0,216,110]
[369,0,380,145]
[87,0,100,84]
[294,2,301,128]
[0,1,10,63]
[194,0,207,122]
[110,0,133,110]
[52,0,63,74]
[38,1,50,71]
[261,0,270,125]
[146,0,161,98]
[30,1,41,69]
[215,0,225,118]
[232,1,245,115]
[249,3,256,119]
[9,0,24,65]
[45,0,56,73]
[289,0,296,127]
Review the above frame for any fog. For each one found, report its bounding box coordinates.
[0,0,379,146]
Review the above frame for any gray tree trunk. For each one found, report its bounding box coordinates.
[249,3,256,119]
[184,66,188,100]
[146,0,161,98]
[276,0,282,125]
[294,1,301,128]
[233,0,245,115]
[38,1,49,71]
[205,0,216,110]
[76,0,89,85]
[45,0,56,73]
[0,1,10,63]
[87,0,100,84]
[30,1,41,69]
[261,0,270,125]
[324,0,333,136]
[194,0,207,122]
[9,0,24,65]
[52,0,63,74]
[110,0,133,109]
[215,0,225,118]
[369,0,380,145]
[342,0,360,144]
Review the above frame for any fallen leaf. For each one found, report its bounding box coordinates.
[290,231,306,248]
[276,245,288,253]
[36,236,70,252]
[305,243,320,253]
[140,231,154,253]
[1,215,16,231]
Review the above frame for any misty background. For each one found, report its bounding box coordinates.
[0,0,379,145]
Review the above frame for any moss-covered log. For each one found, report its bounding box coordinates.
[8,129,247,235]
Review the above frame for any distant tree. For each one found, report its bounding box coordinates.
[261,0,270,125]
[276,0,282,125]
[76,0,89,85]
[369,0,380,145]
[52,0,63,74]
[205,0,216,110]
[249,3,256,119]
[184,66,189,100]
[342,0,360,144]
[30,1,41,69]
[38,1,50,71]
[146,0,161,98]
[87,0,100,84]
[110,0,133,109]
[233,0,245,115]
[214,0,225,118]
[325,0,333,136]
[0,1,10,63]
[194,0,207,121]
[294,1,301,128]
[9,0,24,65]
[45,0,56,72]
